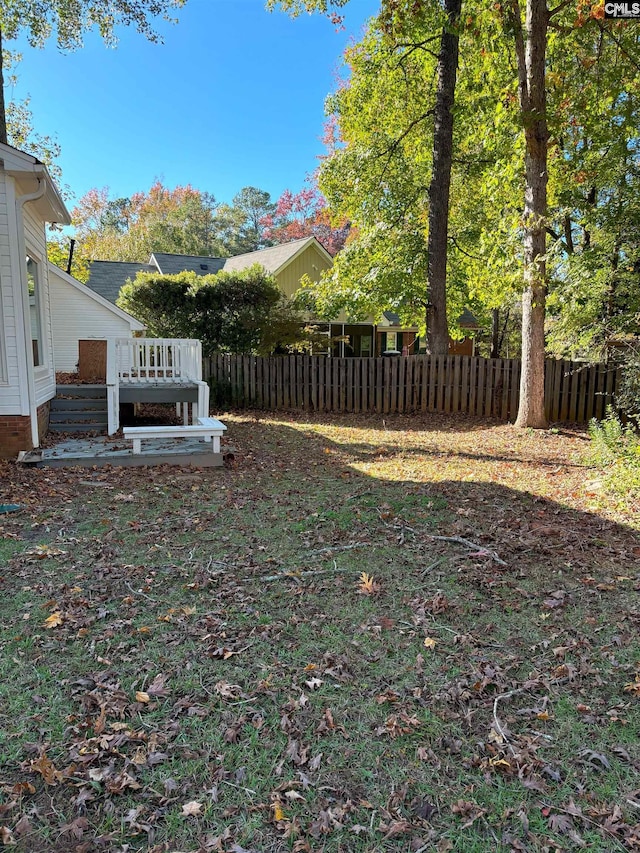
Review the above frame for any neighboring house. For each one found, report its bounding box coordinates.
[48,263,145,373]
[221,237,333,297]
[85,237,480,357]
[85,236,333,303]
[0,143,70,459]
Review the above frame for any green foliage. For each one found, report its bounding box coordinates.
[46,238,89,282]
[117,265,309,355]
[588,407,640,500]
[589,407,639,466]
[72,183,278,262]
[616,348,640,423]
[274,0,640,363]
[0,0,186,50]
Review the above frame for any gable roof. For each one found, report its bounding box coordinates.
[85,239,334,304]
[222,237,332,275]
[86,260,156,304]
[48,262,145,329]
[150,252,225,276]
[458,308,480,329]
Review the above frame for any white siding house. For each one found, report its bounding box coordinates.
[48,264,145,372]
[0,143,70,457]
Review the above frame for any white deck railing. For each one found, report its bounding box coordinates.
[107,338,209,435]
[116,338,202,383]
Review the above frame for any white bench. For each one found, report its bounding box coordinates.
[123,417,226,454]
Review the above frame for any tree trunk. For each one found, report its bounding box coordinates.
[0,27,7,145]
[491,308,500,358]
[513,0,548,428]
[425,0,462,355]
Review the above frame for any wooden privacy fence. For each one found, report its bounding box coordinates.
[203,354,620,423]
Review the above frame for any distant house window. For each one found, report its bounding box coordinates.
[27,254,44,367]
[385,332,398,352]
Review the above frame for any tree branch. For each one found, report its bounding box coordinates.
[377,111,436,184]
[598,21,640,72]
[547,0,574,19]
[505,0,529,113]
[450,235,482,261]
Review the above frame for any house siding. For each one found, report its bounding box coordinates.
[276,245,333,298]
[0,174,26,415]
[49,267,136,371]
[23,203,56,407]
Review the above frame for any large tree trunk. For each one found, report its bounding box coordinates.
[513,0,548,428]
[0,28,7,145]
[425,0,462,355]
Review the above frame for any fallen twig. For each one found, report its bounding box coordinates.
[308,543,368,556]
[492,687,529,757]
[429,534,507,566]
[125,581,158,602]
[541,801,628,851]
[422,558,445,576]
[245,564,354,584]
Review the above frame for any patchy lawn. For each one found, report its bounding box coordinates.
[0,410,639,853]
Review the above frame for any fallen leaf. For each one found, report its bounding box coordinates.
[181,800,203,817]
[30,753,62,785]
[135,691,150,704]
[272,803,287,822]
[0,826,15,846]
[423,637,437,649]
[43,611,63,629]
[357,572,379,594]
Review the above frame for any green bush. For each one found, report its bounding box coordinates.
[588,407,640,499]
[616,348,640,425]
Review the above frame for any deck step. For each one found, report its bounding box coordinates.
[49,423,108,434]
[50,410,108,424]
[51,385,108,434]
[51,399,108,412]
[55,384,107,399]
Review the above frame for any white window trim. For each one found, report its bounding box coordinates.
[26,248,48,375]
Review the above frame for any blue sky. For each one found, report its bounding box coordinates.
[9,0,379,209]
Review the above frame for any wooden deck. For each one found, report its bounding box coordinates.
[107,338,209,434]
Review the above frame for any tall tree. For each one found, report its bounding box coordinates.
[424,0,462,354]
[269,0,462,354]
[232,186,276,251]
[262,184,350,255]
[506,0,549,428]
[0,0,188,142]
[72,182,219,261]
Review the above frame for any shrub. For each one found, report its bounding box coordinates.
[117,265,311,356]
[615,347,640,425]
[588,407,640,500]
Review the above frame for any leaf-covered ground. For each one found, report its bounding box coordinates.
[0,410,639,852]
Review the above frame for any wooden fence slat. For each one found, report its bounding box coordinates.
[391,356,400,413]
[568,360,579,422]
[201,354,615,423]
[484,358,494,417]
[476,358,485,417]
[468,357,477,416]
[510,359,520,422]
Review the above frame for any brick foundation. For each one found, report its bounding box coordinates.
[0,402,51,459]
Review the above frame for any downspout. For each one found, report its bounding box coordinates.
[16,173,47,448]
